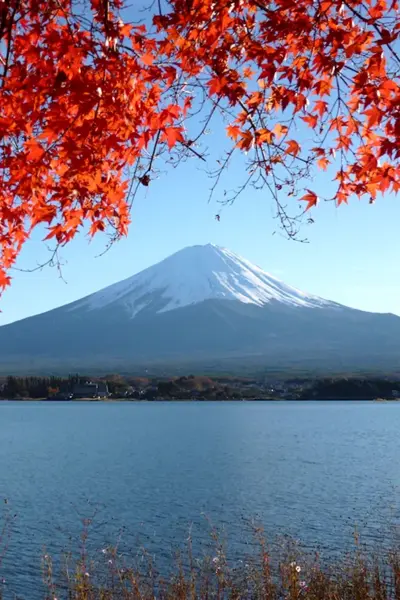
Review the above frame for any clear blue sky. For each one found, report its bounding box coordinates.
[1,144,399,325]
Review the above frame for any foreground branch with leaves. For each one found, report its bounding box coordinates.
[0,0,399,287]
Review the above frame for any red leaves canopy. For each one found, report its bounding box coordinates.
[0,0,399,288]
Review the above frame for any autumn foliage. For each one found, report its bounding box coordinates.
[0,0,399,288]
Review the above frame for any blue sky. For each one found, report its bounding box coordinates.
[1,145,399,325]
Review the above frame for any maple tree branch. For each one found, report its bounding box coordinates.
[219,169,254,207]
[147,0,164,16]
[179,141,206,161]
[1,0,20,87]
[0,4,7,43]
[103,0,110,35]
[237,98,309,165]
[126,159,143,211]
[342,0,400,66]
[207,148,235,204]
[261,171,306,241]
[143,129,161,178]
[11,244,66,283]
[54,0,76,42]
[191,101,220,144]
[0,0,398,287]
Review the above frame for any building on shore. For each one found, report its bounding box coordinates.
[72,381,109,399]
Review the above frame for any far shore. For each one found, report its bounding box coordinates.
[1,397,399,402]
[1,373,400,401]
[0,396,285,402]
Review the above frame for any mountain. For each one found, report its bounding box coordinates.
[0,243,400,374]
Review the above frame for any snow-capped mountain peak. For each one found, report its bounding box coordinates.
[2,244,399,374]
[71,244,336,317]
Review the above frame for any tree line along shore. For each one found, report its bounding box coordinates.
[1,374,400,401]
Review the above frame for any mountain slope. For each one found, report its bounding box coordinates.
[0,244,399,373]
[68,243,339,316]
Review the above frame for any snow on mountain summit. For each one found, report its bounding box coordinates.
[72,244,336,317]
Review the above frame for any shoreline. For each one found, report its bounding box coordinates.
[0,397,398,402]
[2,374,400,402]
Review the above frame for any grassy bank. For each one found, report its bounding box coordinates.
[4,524,400,599]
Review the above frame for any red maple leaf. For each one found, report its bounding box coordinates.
[300,190,319,210]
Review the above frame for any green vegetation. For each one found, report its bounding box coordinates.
[300,377,400,400]
[0,374,76,398]
[0,373,271,400]
[1,373,400,401]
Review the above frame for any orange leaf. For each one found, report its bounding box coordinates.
[26,140,44,161]
[227,124,241,141]
[183,96,193,116]
[65,216,81,230]
[0,270,11,289]
[317,156,329,170]
[89,221,105,236]
[300,190,319,210]
[257,128,274,144]
[163,127,184,149]
[43,224,63,241]
[273,123,288,139]
[120,24,132,37]
[243,67,254,78]
[208,77,223,96]
[336,191,348,205]
[314,100,328,118]
[236,130,254,151]
[285,140,300,156]
[301,114,318,128]
[141,53,154,66]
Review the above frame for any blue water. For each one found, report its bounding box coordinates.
[1,400,400,598]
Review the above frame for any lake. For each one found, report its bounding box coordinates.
[1,400,400,598]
